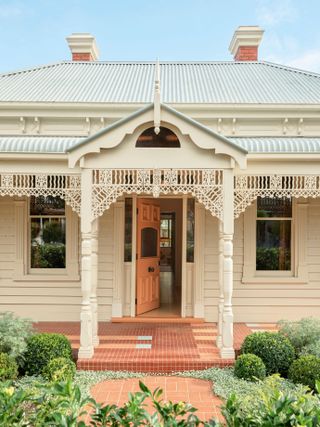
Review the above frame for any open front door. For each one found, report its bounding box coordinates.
[136,198,160,315]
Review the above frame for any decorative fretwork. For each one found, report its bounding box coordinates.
[234,175,320,218]
[0,173,81,215]
[92,169,224,219]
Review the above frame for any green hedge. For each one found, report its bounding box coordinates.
[288,355,320,390]
[42,357,76,382]
[241,331,295,376]
[24,333,72,375]
[234,353,266,382]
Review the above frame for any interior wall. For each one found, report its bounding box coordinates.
[158,199,182,288]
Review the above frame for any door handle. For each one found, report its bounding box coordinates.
[148,266,155,272]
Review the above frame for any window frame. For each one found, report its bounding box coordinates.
[13,197,79,282]
[255,197,293,275]
[242,197,309,285]
[29,196,67,272]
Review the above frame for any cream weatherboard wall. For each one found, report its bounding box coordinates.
[1,193,320,323]
[203,201,320,323]
[0,197,116,322]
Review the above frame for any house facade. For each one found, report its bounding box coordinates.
[0,26,320,359]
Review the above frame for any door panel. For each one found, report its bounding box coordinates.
[136,198,160,315]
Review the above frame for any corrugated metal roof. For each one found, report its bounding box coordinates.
[1,61,320,104]
[0,136,83,153]
[230,137,320,153]
[1,136,320,154]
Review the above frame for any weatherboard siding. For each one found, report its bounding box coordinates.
[0,196,319,322]
[0,199,115,322]
[203,205,320,322]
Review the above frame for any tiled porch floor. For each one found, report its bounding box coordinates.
[90,376,223,422]
[35,321,261,372]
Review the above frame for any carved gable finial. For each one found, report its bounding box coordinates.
[154,59,161,135]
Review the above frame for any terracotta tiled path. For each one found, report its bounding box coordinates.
[90,376,223,422]
[35,321,267,372]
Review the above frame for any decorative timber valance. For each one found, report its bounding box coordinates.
[0,173,81,215]
[234,175,320,218]
[92,168,224,220]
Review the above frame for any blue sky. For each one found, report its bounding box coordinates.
[0,0,320,73]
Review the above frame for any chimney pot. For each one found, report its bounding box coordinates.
[229,26,264,61]
[66,33,100,61]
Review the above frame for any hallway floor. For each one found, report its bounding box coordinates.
[33,321,277,372]
[139,271,181,318]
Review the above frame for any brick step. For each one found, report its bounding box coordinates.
[111,317,205,324]
[77,359,234,373]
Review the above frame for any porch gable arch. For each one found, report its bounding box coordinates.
[67,103,247,170]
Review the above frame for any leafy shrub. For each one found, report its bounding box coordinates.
[42,357,76,382]
[31,243,65,268]
[288,355,320,390]
[0,312,34,364]
[0,353,18,380]
[278,317,320,354]
[221,376,320,427]
[0,380,217,426]
[300,340,320,358]
[241,331,295,376]
[25,333,72,375]
[234,354,266,381]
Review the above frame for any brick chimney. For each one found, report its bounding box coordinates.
[229,26,264,61]
[66,33,99,61]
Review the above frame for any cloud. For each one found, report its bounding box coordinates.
[287,50,320,73]
[255,0,298,26]
[0,3,23,18]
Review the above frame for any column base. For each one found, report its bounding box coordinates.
[92,335,100,346]
[78,346,94,359]
[220,347,235,359]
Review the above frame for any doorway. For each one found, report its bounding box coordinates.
[136,198,182,318]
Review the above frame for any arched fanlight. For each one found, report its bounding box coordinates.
[136,127,180,148]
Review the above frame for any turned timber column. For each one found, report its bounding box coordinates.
[78,169,94,359]
[216,221,224,349]
[91,218,99,346]
[220,169,235,359]
[112,201,124,317]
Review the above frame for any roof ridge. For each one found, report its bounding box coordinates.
[1,59,320,81]
[259,60,320,79]
[0,61,66,78]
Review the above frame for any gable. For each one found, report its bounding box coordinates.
[68,103,247,169]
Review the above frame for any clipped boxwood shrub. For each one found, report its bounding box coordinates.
[234,353,266,381]
[0,352,18,380]
[241,331,295,376]
[288,355,320,390]
[42,357,76,382]
[25,333,72,375]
